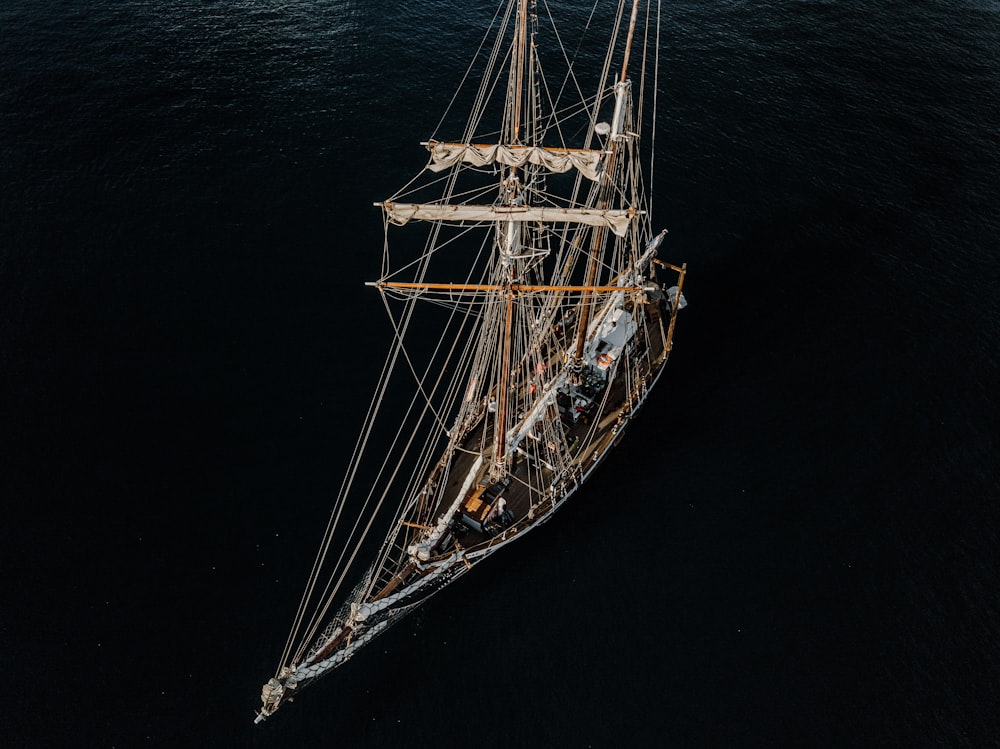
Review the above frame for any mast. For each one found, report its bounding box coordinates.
[511,0,529,146]
[572,0,641,367]
[618,0,641,88]
[493,0,531,478]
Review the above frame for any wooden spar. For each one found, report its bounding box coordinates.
[493,290,515,477]
[663,263,687,354]
[422,141,607,155]
[619,0,641,85]
[653,258,685,274]
[398,521,435,531]
[368,281,641,293]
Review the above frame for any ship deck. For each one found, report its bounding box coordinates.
[425,294,670,556]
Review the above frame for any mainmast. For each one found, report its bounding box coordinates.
[492,0,532,480]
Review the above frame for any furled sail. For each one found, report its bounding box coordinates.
[378,201,638,237]
[424,142,607,182]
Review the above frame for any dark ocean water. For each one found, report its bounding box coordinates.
[2,1,998,747]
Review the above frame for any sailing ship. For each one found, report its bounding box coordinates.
[256,0,686,723]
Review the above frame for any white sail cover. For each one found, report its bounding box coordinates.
[380,202,636,237]
[426,142,606,182]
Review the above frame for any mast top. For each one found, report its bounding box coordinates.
[619,0,642,84]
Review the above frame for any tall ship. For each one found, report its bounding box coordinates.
[256,0,686,722]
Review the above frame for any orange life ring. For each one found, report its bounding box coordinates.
[597,353,612,366]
